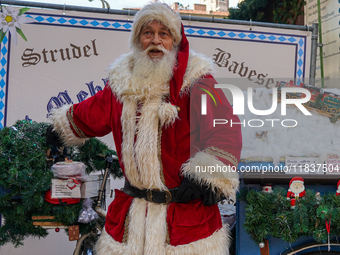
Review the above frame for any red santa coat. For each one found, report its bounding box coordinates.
[50,50,242,254]
[287,189,306,207]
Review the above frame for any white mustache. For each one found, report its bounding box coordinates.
[145,45,167,54]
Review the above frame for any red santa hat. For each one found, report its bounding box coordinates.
[289,176,304,187]
[337,179,340,189]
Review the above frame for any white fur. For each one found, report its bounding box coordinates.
[95,198,147,255]
[49,104,87,146]
[181,50,215,94]
[120,98,142,189]
[166,226,230,255]
[130,3,182,50]
[107,50,213,100]
[126,198,148,254]
[135,97,167,190]
[96,223,230,255]
[144,203,168,254]
[158,103,179,127]
[181,151,239,200]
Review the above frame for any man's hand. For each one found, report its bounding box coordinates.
[175,177,223,206]
[46,125,63,147]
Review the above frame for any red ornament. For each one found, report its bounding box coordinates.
[262,185,273,193]
[55,227,60,233]
[336,179,340,196]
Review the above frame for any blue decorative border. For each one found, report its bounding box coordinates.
[184,25,307,85]
[0,34,9,129]
[0,12,308,128]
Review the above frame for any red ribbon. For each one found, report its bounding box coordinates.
[325,219,331,233]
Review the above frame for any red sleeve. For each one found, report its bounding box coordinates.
[69,85,113,138]
[190,74,242,168]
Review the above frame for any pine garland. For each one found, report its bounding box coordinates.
[0,120,123,247]
[240,187,340,245]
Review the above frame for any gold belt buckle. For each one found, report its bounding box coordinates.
[146,190,172,205]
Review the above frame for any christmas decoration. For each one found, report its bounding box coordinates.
[315,191,321,204]
[0,120,122,247]
[336,180,340,196]
[262,185,273,193]
[259,242,265,248]
[78,198,98,224]
[286,176,305,209]
[240,186,340,246]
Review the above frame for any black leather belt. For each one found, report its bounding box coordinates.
[123,180,179,204]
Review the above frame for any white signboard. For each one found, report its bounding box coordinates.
[305,0,340,84]
[285,156,323,175]
[0,7,311,151]
[51,178,81,198]
[325,154,340,174]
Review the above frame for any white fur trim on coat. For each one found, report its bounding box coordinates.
[166,226,230,255]
[96,214,230,255]
[95,198,147,255]
[158,103,178,127]
[49,104,88,146]
[130,3,182,49]
[181,151,239,200]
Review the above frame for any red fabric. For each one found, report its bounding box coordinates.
[289,176,304,186]
[105,189,134,242]
[190,75,242,167]
[167,200,222,246]
[66,24,242,246]
[69,76,242,245]
[170,23,189,105]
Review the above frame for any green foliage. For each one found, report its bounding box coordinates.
[0,120,122,246]
[229,0,269,22]
[273,0,306,25]
[240,187,340,245]
[228,0,306,24]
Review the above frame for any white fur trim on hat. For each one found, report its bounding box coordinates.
[129,3,182,49]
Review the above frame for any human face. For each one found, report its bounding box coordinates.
[139,21,173,59]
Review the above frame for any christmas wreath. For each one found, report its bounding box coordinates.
[0,120,123,247]
[239,186,340,247]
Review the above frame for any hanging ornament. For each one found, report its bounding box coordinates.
[259,242,265,248]
[55,227,60,233]
[262,185,273,193]
[325,219,331,251]
[287,176,305,209]
[336,180,340,196]
[315,191,321,205]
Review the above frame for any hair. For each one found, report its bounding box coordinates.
[129,3,182,50]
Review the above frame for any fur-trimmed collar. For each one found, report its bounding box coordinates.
[107,49,214,100]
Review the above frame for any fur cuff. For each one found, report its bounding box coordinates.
[49,105,88,147]
[181,151,239,200]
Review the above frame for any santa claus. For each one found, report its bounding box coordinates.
[66,178,80,190]
[47,3,242,254]
[286,176,305,209]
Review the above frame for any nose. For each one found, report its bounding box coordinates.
[151,33,161,45]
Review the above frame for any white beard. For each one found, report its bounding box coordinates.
[291,186,304,194]
[128,45,177,101]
